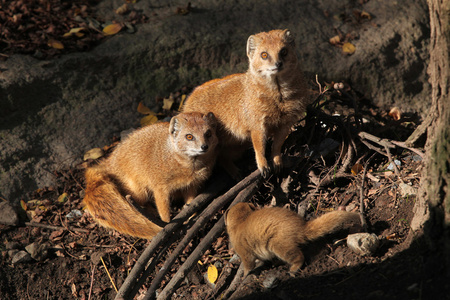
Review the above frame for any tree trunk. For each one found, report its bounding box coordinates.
[413,0,450,270]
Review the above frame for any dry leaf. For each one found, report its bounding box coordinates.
[163,98,174,110]
[388,107,402,121]
[20,199,28,211]
[55,250,65,257]
[49,229,64,240]
[103,23,123,36]
[83,148,104,161]
[116,4,128,15]
[63,27,86,38]
[48,39,64,49]
[351,163,364,175]
[361,11,372,19]
[329,35,341,45]
[58,193,69,203]
[207,265,218,284]
[71,283,77,297]
[178,94,187,111]
[140,115,158,127]
[137,101,156,115]
[342,42,356,55]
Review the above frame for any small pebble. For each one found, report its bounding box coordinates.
[12,251,33,264]
[347,233,380,256]
[0,202,20,226]
[262,273,280,289]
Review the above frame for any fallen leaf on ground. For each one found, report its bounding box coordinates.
[329,35,341,45]
[140,115,158,127]
[137,101,156,115]
[103,23,123,36]
[83,148,104,161]
[178,94,187,111]
[207,265,218,284]
[389,107,402,121]
[342,42,356,55]
[48,39,64,49]
[163,98,174,110]
[116,4,128,15]
[58,193,69,203]
[351,163,364,175]
[63,27,86,38]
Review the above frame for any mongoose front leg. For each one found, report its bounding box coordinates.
[251,130,270,178]
[271,125,291,173]
[183,185,198,206]
[153,189,171,223]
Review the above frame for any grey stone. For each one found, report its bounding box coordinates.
[347,233,380,256]
[0,202,19,225]
[25,242,49,261]
[11,251,33,264]
[399,182,418,197]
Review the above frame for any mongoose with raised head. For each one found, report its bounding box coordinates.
[225,203,361,276]
[183,29,309,178]
[83,112,219,239]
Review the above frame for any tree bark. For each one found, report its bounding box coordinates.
[413,0,450,270]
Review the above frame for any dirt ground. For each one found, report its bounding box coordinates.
[1,84,448,300]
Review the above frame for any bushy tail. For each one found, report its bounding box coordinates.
[304,211,361,242]
[83,167,162,239]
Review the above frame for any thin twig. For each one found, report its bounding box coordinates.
[88,264,95,300]
[383,144,404,183]
[101,257,118,292]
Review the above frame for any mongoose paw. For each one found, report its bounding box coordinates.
[260,165,271,179]
[273,161,283,174]
[272,156,283,173]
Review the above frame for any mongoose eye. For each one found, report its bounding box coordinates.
[261,52,268,60]
[186,134,194,140]
[280,48,288,57]
[205,130,212,138]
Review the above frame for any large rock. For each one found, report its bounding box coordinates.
[0,0,430,203]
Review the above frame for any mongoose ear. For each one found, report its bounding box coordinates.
[248,203,256,210]
[204,112,217,128]
[246,35,257,58]
[224,208,229,226]
[169,116,179,136]
[283,29,295,46]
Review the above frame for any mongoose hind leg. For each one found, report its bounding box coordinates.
[271,242,305,277]
[271,125,291,173]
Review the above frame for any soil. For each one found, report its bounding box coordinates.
[1,85,448,300]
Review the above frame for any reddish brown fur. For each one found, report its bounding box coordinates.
[225,203,361,276]
[83,112,218,239]
[183,29,310,178]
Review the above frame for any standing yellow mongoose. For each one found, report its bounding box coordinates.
[183,29,309,178]
[225,203,361,276]
[83,112,219,239]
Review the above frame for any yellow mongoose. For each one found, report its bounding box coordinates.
[183,29,309,178]
[225,203,361,276]
[83,112,219,239]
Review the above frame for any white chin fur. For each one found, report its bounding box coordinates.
[186,150,206,157]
